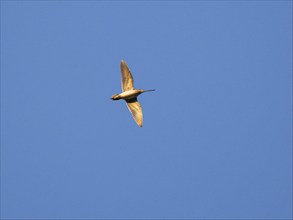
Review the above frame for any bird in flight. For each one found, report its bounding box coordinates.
[111,60,155,127]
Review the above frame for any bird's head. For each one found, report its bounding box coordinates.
[136,89,145,94]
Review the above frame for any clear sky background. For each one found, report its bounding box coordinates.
[1,1,292,219]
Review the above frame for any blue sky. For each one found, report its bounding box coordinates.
[1,1,292,219]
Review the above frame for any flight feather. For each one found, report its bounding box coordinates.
[125,98,143,127]
[121,60,134,92]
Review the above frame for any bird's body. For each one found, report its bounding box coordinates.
[112,89,154,100]
[111,60,155,127]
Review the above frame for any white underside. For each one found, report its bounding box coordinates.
[119,90,138,99]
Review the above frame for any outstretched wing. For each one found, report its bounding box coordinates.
[121,60,134,92]
[125,98,143,127]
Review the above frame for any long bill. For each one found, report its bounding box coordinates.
[143,89,155,92]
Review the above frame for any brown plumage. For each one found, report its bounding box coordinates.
[111,60,155,127]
